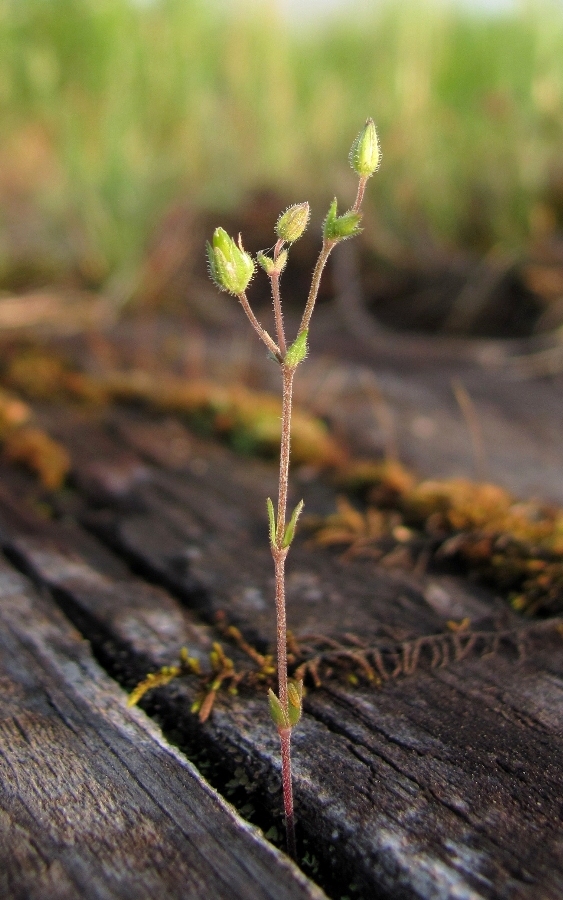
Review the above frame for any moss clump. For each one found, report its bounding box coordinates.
[3,426,70,490]
[313,464,563,617]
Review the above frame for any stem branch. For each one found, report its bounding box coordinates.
[298,241,334,336]
[271,273,286,357]
[237,291,282,361]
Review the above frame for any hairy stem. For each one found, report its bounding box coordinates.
[280,727,296,858]
[298,240,334,336]
[271,273,286,357]
[272,364,295,855]
[237,291,282,361]
[274,552,289,708]
[353,175,368,211]
[276,366,294,544]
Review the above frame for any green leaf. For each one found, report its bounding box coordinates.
[282,499,304,548]
[323,199,362,242]
[266,497,277,547]
[285,330,308,368]
[257,249,288,276]
[287,680,303,727]
[268,688,289,728]
[322,198,338,241]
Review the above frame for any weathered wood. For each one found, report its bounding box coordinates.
[44,408,515,643]
[0,553,325,900]
[1,409,563,899]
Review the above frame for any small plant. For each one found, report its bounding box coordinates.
[207,118,380,857]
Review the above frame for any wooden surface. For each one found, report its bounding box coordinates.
[0,551,325,900]
[1,400,563,899]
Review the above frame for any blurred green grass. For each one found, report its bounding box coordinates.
[1,0,563,290]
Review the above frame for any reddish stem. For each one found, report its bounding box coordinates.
[279,727,296,858]
[353,175,367,211]
[237,291,282,362]
[272,365,296,856]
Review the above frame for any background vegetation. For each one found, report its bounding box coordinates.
[1,0,563,290]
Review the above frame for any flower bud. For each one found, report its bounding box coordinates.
[323,199,362,242]
[275,203,310,243]
[206,227,255,295]
[349,118,380,178]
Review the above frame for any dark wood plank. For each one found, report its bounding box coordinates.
[44,407,515,644]
[1,411,563,899]
[0,554,325,900]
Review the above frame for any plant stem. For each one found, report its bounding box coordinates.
[237,291,282,362]
[280,726,296,858]
[271,273,286,356]
[298,240,334,336]
[276,366,294,545]
[354,175,368,211]
[272,363,295,856]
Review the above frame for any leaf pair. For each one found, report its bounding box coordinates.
[268,681,303,730]
[267,497,304,549]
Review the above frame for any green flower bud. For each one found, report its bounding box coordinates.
[287,680,303,728]
[323,199,362,242]
[207,227,255,295]
[349,118,380,178]
[276,203,310,243]
[257,249,288,276]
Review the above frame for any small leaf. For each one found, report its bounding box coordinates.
[283,499,304,548]
[285,330,308,368]
[274,248,288,273]
[323,198,362,242]
[322,198,338,241]
[287,679,303,727]
[267,497,277,546]
[268,688,289,728]
[258,249,288,276]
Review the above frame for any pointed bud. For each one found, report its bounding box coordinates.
[287,680,303,727]
[349,118,380,178]
[268,688,289,728]
[207,227,255,295]
[284,329,308,368]
[323,199,362,242]
[257,249,288,276]
[276,203,310,243]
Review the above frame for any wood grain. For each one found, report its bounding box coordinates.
[1,407,563,899]
[0,554,325,900]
